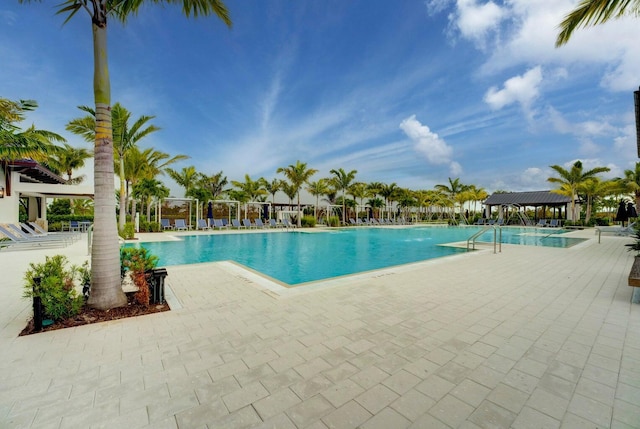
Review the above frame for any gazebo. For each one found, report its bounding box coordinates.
[484,190,574,223]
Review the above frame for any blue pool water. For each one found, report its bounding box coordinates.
[125,227,585,285]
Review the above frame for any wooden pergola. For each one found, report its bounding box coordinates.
[484,190,573,222]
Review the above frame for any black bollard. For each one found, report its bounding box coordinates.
[33,277,42,332]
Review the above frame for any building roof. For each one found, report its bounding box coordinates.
[8,159,66,184]
[485,190,572,206]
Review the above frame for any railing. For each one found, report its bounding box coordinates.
[467,225,502,254]
[87,224,93,255]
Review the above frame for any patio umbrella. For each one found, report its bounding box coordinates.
[262,204,269,220]
[615,200,629,225]
[207,202,213,220]
[628,202,638,219]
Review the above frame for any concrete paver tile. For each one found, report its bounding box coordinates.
[567,393,613,428]
[511,406,560,429]
[468,399,517,429]
[559,412,601,429]
[575,377,616,406]
[468,365,504,389]
[415,374,455,401]
[322,361,358,383]
[248,413,297,429]
[252,387,301,420]
[428,394,475,428]
[350,365,390,390]
[526,388,569,421]
[355,384,400,414]
[502,369,540,394]
[321,400,372,429]
[424,348,456,366]
[360,407,411,429]
[286,395,335,428]
[487,383,529,414]
[222,380,269,412]
[321,379,365,408]
[147,390,200,423]
[382,369,421,395]
[403,357,440,379]
[407,412,450,429]
[616,382,640,405]
[538,373,576,400]
[174,399,228,428]
[450,378,491,407]
[260,368,303,393]
[291,374,333,400]
[208,405,262,429]
[390,389,435,421]
[546,360,583,383]
[613,398,640,428]
[194,375,240,403]
[294,357,332,379]
[436,361,471,385]
[90,407,149,429]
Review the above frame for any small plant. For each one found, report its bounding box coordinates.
[120,247,159,306]
[23,255,84,321]
[119,222,136,240]
[327,216,340,227]
[625,224,640,256]
[301,215,316,228]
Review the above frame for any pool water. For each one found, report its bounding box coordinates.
[124,227,585,285]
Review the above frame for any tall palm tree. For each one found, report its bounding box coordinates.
[198,170,228,201]
[167,166,199,198]
[306,178,330,221]
[66,103,162,231]
[556,0,640,47]
[579,178,617,224]
[548,160,610,221]
[435,177,468,220]
[277,161,318,227]
[231,174,267,202]
[330,168,357,224]
[379,182,398,220]
[349,182,369,217]
[20,1,231,310]
[132,178,170,222]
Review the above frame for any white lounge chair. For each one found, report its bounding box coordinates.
[174,219,189,231]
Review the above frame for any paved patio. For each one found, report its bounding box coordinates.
[0,228,639,428]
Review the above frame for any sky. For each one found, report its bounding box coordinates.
[1,0,639,201]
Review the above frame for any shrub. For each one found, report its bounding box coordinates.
[147,221,161,232]
[120,222,135,240]
[327,216,340,227]
[301,215,316,228]
[23,255,84,321]
[120,247,159,306]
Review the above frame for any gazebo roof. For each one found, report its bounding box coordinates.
[485,190,572,206]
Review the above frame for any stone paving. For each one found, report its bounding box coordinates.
[0,228,639,428]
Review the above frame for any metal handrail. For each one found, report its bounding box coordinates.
[467,225,502,253]
[87,224,93,255]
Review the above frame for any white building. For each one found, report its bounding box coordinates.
[0,159,93,227]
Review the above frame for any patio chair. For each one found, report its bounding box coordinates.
[243,219,256,229]
[548,219,560,228]
[231,219,245,229]
[27,222,80,241]
[196,219,210,230]
[536,219,548,227]
[254,219,266,229]
[7,224,73,245]
[213,219,228,230]
[69,220,81,233]
[282,218,297,229]
[269,219,284,228]
[174,219,189,231]
[349,218,358,226]
[161,218,173,230]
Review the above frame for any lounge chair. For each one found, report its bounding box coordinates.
[349,218,357,226]
[161,219,173,230]
[174,219,188,231]
[243,219,256,229]
[282,218,297,229]
[213,219,227,230]
[269,219,283,228]
[231,219,245,229]
[0,225,68,249]
[69,220,81,233]
[196,219,210,230]
[7,224,73,245]
[254,219,266,229]
[548,219,560,228]
[26,222,80,241]
[596,221,636,236]
[536,219,548,227]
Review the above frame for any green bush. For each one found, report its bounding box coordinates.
[147,222,161,232]
[120,247,159,274]
[23,255,84,321]
[301,215,316,228]
[327,216,340,227]
[119,223,135,240]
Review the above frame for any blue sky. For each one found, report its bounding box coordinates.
[1,1,639,199]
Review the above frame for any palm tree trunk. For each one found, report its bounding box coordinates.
[119,158,126,231]
[87,22,127,310]
[297,191,302,227]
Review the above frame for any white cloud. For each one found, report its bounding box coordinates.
[399,115,455,165]
[453,0,506,46]
[484,66,543,111]
[449,161,463,176]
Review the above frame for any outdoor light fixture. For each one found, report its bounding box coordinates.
[0,186,4,198]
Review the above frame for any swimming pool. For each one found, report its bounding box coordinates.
[125,227,586,285]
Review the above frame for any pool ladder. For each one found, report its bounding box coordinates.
[467,225,502,254]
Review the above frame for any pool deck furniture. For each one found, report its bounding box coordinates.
[0,228,638,428]
[174,219,189,231]
[213,219,228,230]
[231,219,245,229]
[161,218,173,230]
[242,219,256,229]
[0,224,69,249]
[269,218,284,228]
[254,219,266,229]
[196,219,210,230]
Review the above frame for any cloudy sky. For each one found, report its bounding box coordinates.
[1,1,638,199]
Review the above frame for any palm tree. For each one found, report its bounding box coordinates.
[619,162,640,209]
[435,177,468,220]
[67,103,162,231]
[132,178,170,222]
[47,143,93,184]
[167,166,199,198]
[277,161,318,227]
[579,178,617,224]
[330,168,357,224]
[367,197,385,218]
[349,182,369,217]
[306,178,330,221]
[198,170,228,201]
[264,178,281,218]
[548,160,610,221]
[231,174,267,202]
[556,0,640,47]
[1,98,65,194]
[20,1,231,310]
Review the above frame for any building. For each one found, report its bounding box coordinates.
[484,190,574,222]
